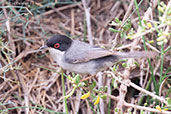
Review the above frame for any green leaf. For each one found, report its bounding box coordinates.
[112,64,119,72]
[74,74,81,84]
[134,61,139,67]
[100,94,107,99]
[123,20,131,31]
[166,98,171,105]
[109,27,121,33]
[78,82,86,87]
[122,63,127,68]
[120,32,126,38]
[99,86,108,91]
[140,110,144,114]
[143,20,147,25]
[115,17,120,23]
[112,79,118,89]
[89,81,96,89]
[167,8,171,15]
[114,108,118,112]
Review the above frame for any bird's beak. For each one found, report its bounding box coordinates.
[39,45,48,50]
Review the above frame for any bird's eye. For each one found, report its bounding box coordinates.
[54,43,60,48]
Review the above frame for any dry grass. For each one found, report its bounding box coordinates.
[0,0,171,114]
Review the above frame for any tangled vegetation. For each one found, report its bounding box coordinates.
[0,0,171,114]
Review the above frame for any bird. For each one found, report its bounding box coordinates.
[40,34,156,75]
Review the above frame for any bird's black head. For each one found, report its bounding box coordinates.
[47,35,72,51]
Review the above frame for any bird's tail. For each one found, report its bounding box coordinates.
[113,51,158,59]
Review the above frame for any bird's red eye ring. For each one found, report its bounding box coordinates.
[54,43,60,48]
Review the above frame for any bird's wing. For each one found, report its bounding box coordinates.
[64,41,113,63]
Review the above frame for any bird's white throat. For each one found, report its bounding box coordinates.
[48,48,65,66]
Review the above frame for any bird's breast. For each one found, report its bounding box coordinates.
[49,48,97,75]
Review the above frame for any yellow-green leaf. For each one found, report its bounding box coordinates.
[94,95,100,105]
[146,22,152,28]
[81,91,90,99]
[156,105,162,112]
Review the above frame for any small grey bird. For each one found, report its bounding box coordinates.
[40,35,156,75]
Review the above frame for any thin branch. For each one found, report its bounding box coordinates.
[105,71,168,105]
[81,0,93,45]
[106,93,170,114]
